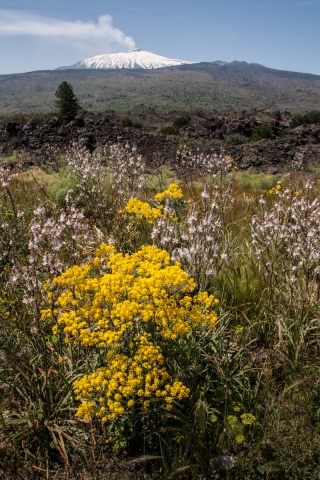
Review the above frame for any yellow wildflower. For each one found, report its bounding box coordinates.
[125,198,163,223]
[47,244,218,422]
[241,413,256,425]
[227,415,238,425]
[155,183,183,201]
[236,434,245,444]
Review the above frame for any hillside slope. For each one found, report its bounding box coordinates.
[0,62,320,114]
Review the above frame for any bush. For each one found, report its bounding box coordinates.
[48,244,218,424]
[48,175,79,205]
[250,123,273,141]
[291,110,320,126]
[121,117,133,127]
[173,114,191,129]
[121,118,142,128]
[225,133,246,145]
[160,125,177,135]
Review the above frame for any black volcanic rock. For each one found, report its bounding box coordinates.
[1,111,320,174]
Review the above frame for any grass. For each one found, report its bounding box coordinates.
[236,168,283,190]
[146,165,180,192]
[0,151,19,166]
[308,165,320,178]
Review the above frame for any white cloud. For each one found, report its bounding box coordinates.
[0,10,135,51]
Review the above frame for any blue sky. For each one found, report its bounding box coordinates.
[0,0,319,75]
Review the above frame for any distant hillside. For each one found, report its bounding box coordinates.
[0,62,320,114]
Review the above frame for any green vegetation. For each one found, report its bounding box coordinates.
[54,81,80,122]
[172,114,191,129]
[146,165,179,192]
[160,115,191,135]
[121,117,143,128]
[121,116,133,127]
[291,109,320,125]
[1,63,320,114]
[225,133,247,145]
[250,123,273,141]
[0,150,320,478]
[308,165,320,178]
[48,174,78,205]
[237,168,283,189]
[0,151,19,166]
[160,125,177,135]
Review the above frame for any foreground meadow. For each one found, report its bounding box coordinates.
[0,146,319,479]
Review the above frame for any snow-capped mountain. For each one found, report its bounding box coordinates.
[56,49,194,70]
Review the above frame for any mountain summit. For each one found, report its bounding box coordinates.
[56,49,194,70]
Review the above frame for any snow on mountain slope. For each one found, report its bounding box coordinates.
[56,49,194,70]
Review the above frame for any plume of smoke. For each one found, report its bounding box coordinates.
[0,10,135,51]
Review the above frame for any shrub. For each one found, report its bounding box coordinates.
[250,123,273,141]
[121,118,142,128]
[48,175,78,205]
[121,117,133,127]
[291,110,320,126]
[173,114,191,129]
[251,180,320,312]
[225,133,246,145]
[45,244,218,424]
[160,125,177,135]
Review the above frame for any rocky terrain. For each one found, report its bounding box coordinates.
[1,110,320,174]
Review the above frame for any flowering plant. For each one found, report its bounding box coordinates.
[124,182,229,289]
[251,180,320,310]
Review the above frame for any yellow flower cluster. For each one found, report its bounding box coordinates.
[124,183,183,224]
[240,413,256,425]
[227,415,238,425]
[73,338,189,420]
[236,434,245,444]
[154,183,183,201]
[44,244,218,421]
[227,411,256,427]
[125,198,163,224]
[267,184,282,195]
[226,409,256,445]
